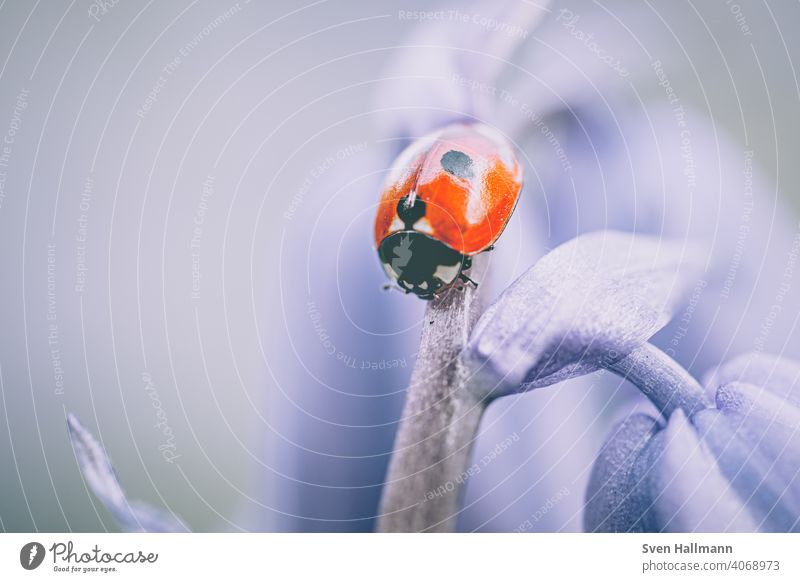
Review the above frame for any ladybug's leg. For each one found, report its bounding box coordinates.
[481,245,495,253]
[459,272,478,287]
[458,255,478,288]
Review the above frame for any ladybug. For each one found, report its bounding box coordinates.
[374,123,523,299]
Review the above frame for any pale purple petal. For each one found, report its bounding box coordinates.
[705,353,800,406]
[464,231,706,398]
[67,414,187,533]
[649,410,758,532]
[692,409,800,532]
[584,413,660,532]
[716,381,800,428]
[715,381,800,505]
[586,410,763,533]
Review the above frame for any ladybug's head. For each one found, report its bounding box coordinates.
[378,231,467,299]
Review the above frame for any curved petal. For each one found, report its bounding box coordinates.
[692,409,800,532]
[649,410,758,532]
[716,381,800,428]
[67,414,187,533]
[715,381,800,507]
[464,230,706,399]
[704,353,800,406]
[584,413,660,532]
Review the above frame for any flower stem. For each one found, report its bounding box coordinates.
[606,342,711,418]
[377,256,488,532]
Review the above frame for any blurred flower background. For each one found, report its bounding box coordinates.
[0,0,799,532]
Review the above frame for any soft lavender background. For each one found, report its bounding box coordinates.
[0,0,799,532]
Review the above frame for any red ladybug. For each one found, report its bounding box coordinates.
[375,123,523,299]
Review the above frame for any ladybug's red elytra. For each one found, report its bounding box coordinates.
[375,123,523,299]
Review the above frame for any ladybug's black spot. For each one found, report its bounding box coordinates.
[440,150,474,179]
[397,194,426,227]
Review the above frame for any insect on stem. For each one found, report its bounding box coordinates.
[377,254,489,532]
